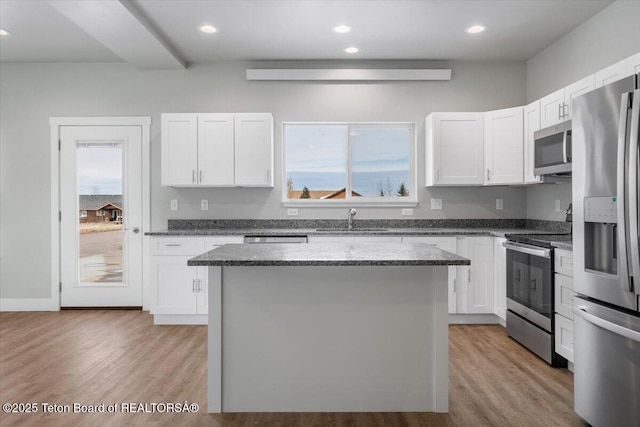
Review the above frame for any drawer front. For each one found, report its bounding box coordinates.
[554,249,573,277]
[554,273,575,319]
[554,314,574,362]
[199,236,244,252]
[151,237,199,255]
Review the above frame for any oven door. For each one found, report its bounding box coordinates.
[504,242,553,331]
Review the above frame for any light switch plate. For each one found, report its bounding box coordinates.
[201,199,208,211]
[170,199,178,211]
[401,208,413,216]
[287,208,299,216]
[496,199,504,210]
[431,199,442,210]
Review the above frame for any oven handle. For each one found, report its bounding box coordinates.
[574,307,640,343]
[503,242,551,259]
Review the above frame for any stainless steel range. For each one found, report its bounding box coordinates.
[503,234,572,366]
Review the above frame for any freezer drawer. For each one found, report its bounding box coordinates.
[573,296,640,427]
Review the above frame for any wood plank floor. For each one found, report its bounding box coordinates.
[0,311,586,426]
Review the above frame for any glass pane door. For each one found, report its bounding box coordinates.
[77,142,124,284]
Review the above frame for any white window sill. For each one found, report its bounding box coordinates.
[282,198,418,208]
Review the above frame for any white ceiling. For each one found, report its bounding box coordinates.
[0,0,614,69]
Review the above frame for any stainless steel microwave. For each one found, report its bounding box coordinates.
[534,120,571,176]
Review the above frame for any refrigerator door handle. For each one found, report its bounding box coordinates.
[628,89,640,289]
[617,92,631,291]
[574,307,640,343]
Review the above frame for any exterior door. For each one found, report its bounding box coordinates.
[60,126,142,307]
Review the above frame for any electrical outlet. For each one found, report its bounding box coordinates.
[201,199,208,211]
[496,199,504,210]
[430,199,443,210]
[287,208,299,216]
[401,208,414,216]
[556,200,561,212]
[170,199,178,211]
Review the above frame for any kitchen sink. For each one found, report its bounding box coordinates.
[315,227,391,232]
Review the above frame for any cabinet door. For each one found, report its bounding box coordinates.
[484,106,524,185]
[595,58,630,88]
[458,237,495,314]
[564,75,595,118]
[554,314,574,363]
[523,100,542,184]
[234,113,274,187]
[403,236,457,313]
[426,113,484,185]
[198,114,235,186]
[151,256,197,315]
[493,238,507,320]
[539,88,565,128]
[161,114,198,186]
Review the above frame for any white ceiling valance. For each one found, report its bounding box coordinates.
[246,69,452,81]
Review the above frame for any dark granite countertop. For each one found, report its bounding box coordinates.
[147,227,567,238]
[187,242,471,267]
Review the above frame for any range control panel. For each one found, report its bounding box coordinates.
[584,196,617,223]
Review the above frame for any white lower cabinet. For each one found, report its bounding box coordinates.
[493,237,507,321]
[553,248,574,363]
[456,236,495,314]
[150,236,242,324]
[555,313,574,362]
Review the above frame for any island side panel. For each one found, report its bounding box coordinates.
[433,266,449,413]
[207,266,222,413]
[220,265,447,412]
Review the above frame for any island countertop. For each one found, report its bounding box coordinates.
[187,242,470,267]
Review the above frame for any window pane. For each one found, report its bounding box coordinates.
[285,125,347,199]
[351,127,411,197]
[77,144,124,284]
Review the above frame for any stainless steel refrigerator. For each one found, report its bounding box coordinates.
[572,73,640,427]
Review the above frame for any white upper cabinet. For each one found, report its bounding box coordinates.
[595,53,639,88]
[198,114,235,186]
[161,113,274,187]
[161,114,198,186]
[425,112,484,186]
[484,106,524,185]
[540,74,595,128]
[523,100,542,184]
[539,88,565,129]
[234,113,274,187]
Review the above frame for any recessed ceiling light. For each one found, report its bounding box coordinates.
[199,25,217,34]
[333,25,351,34]
[465,25,486,34]
[0,29,11,36]
[344,47,359,54]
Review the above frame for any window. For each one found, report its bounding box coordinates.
[284,123,415,204]
[80,210,87,218]
[96,210,104,216]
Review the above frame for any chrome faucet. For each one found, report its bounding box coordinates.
[348,208,357,230]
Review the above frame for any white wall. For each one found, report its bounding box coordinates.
[526,0,640,102]
[525,0,640,221]
[0,60,526,300]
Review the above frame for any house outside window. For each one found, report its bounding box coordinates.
[283,123,416,206]
[80,210,87,218]
[96,210,104,216]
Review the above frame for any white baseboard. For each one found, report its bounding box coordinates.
[154,314,207,325]
[448,313,501,325]
[0,298,59,311]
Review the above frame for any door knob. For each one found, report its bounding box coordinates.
[132,227,140,234]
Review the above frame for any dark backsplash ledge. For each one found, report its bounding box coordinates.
[168,219,571,233]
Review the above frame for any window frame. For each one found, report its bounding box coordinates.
[282,122,417,207]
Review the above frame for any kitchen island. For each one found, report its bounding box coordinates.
[187,242,470,414]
